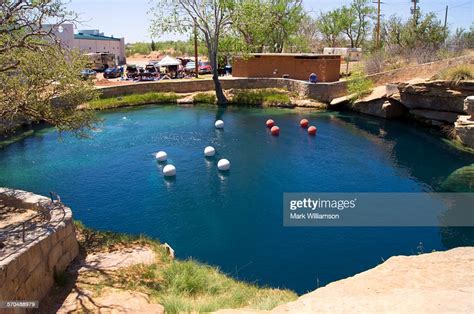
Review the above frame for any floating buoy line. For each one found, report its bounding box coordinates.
[155,118,318,179]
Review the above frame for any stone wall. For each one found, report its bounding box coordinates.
[97,77,347,103]
[367,55,474,85]
[0,188,79,312]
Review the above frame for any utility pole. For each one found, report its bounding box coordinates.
[376,0,381,48]
[444,5,449,39]
[194,21,199,78]
[411,0,419,27]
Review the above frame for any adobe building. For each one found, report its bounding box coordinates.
[232,53,341,82]
[49,24,126,65]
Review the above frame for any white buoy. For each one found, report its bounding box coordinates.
[217,159,230,171]
[204,146,216,157]
[215,120,224,129]
[163,164,176,177]
[155,151,168,162]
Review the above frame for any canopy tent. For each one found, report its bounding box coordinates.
[158,55,180,67]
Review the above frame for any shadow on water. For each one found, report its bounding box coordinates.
[333,112,474,190]
[332,112,474,248]
[215,105,228,121]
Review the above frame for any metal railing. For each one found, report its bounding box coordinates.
[0,192,65,262]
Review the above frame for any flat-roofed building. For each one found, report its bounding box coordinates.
[74,32,126,65]
[232,53,341,82]
[50,24,126,65]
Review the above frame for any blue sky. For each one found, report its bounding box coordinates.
[67,0,473,43]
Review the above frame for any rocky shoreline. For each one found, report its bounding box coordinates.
[330,79,474,150]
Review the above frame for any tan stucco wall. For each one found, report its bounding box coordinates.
[74,39,126,64]
[233,55,341,82]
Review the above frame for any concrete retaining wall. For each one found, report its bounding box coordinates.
[97,77,347,103]
[0,188,79,311]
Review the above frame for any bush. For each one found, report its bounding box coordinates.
[231,89,291,107]
[193,93,216,104]
[347,68,374,102]
[438,65,474,86]
[88,92,179,110]
[364,51,386,74]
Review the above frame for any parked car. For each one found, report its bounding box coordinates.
[198,61,212,74]
[103,67,121,79]
[126,65,139,79]
[80,69,96,80]
[185,61,196,74]
[145,64,160,78]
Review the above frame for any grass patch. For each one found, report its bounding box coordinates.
[74,221,165,256]
[113,259,296,312]
[347,68,374,102]
[87,92,179,110]
[231,89,292,107]
[74,221,297,312]
[437,65,474,86]
[193,93,216,104]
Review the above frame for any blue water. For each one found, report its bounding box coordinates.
[1,105,473,294]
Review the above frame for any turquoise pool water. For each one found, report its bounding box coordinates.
[1,105,473,294]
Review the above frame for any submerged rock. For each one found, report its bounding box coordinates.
[442,164,474,192]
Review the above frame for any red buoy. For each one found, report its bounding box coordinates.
[266,119,275,128]
[308,126,317,136]
[271,126,280,136]
[300,119,309,128]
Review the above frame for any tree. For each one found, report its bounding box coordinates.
[151,40,157,51]
[0,0,98,135]
[229,0,305,53]
[230,0,274,52]
[266,0,305,52]
[316,9,344,47]
[382,12,447,50]
[339,0,375,48]
[296,15,320,52]
[149,0,232,105]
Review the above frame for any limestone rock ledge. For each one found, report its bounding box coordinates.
[454,96,474,148]
[343,86,407,119]
[215,247,474,314]
[398,80,474,113]
[455,116,474,148]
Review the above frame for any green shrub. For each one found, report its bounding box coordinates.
[347,68,374,102]
[193,93,216,104]
[88,92,179,110]
[438,65,474,86]
[231,89,291,106]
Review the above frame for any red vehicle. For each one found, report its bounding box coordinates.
[198,61,212,74]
